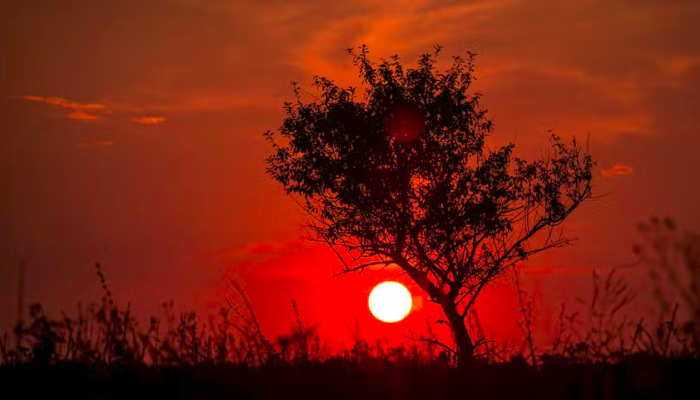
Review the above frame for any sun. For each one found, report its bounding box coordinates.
[368,281,412,323]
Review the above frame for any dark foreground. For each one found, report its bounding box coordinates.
[2,356,699,400]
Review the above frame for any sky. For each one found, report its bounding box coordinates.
[2,0,700,348]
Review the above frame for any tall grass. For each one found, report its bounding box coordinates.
[536,217,700,365]
[2,218,699,369]
[0,265,447,368]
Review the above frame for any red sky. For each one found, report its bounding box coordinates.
[2,0,700,349]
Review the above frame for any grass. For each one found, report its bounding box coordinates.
[1,218,699,399]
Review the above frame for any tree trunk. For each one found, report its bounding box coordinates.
[441,300,474,367]
[391,256,475,366]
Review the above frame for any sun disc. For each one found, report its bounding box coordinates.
[368,281,412,323]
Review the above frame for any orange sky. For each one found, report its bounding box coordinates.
[2,0,700,348]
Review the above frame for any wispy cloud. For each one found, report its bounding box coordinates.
[20,95,106,121]
[260,0,699,142]
[19,95,106,110]
[131,116,166,125]
[289,0,510,86]
[663,56,700,77]
[601,164,633,178]
[66,110,102,121]
[18,95,166,124]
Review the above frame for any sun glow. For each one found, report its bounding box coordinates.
[368,281,412,323]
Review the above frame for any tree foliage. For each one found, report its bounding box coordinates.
[265,45,593,364]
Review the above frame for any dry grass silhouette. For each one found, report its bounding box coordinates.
[1,219,699,399]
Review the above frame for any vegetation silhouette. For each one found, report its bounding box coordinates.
[265,45,593,365]
[1,220,700,399]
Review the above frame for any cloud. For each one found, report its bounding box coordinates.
[19,92,262,125]
[18,94,169,125]
[131,116,166,125]
[20,95,107,121]
[262,0,700,144]
[66,110,102,121]
[601,164,633,178]
[476,62,655,140]
[20,95,108,121]
[19,95,106,110]
[663,56,700,77]
[288,0,510,86]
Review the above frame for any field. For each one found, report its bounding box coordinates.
[2,254,699,400]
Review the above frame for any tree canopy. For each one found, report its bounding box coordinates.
[265,45,593,364]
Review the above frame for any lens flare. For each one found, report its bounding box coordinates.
[385,104,425,143]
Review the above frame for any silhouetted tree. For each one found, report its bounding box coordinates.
[265,45,593,365]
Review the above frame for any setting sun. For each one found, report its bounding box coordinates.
[368,281,412,323]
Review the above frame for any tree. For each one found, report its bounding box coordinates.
[264,45,593,365]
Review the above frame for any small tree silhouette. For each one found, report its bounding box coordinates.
[265,45,593,365]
